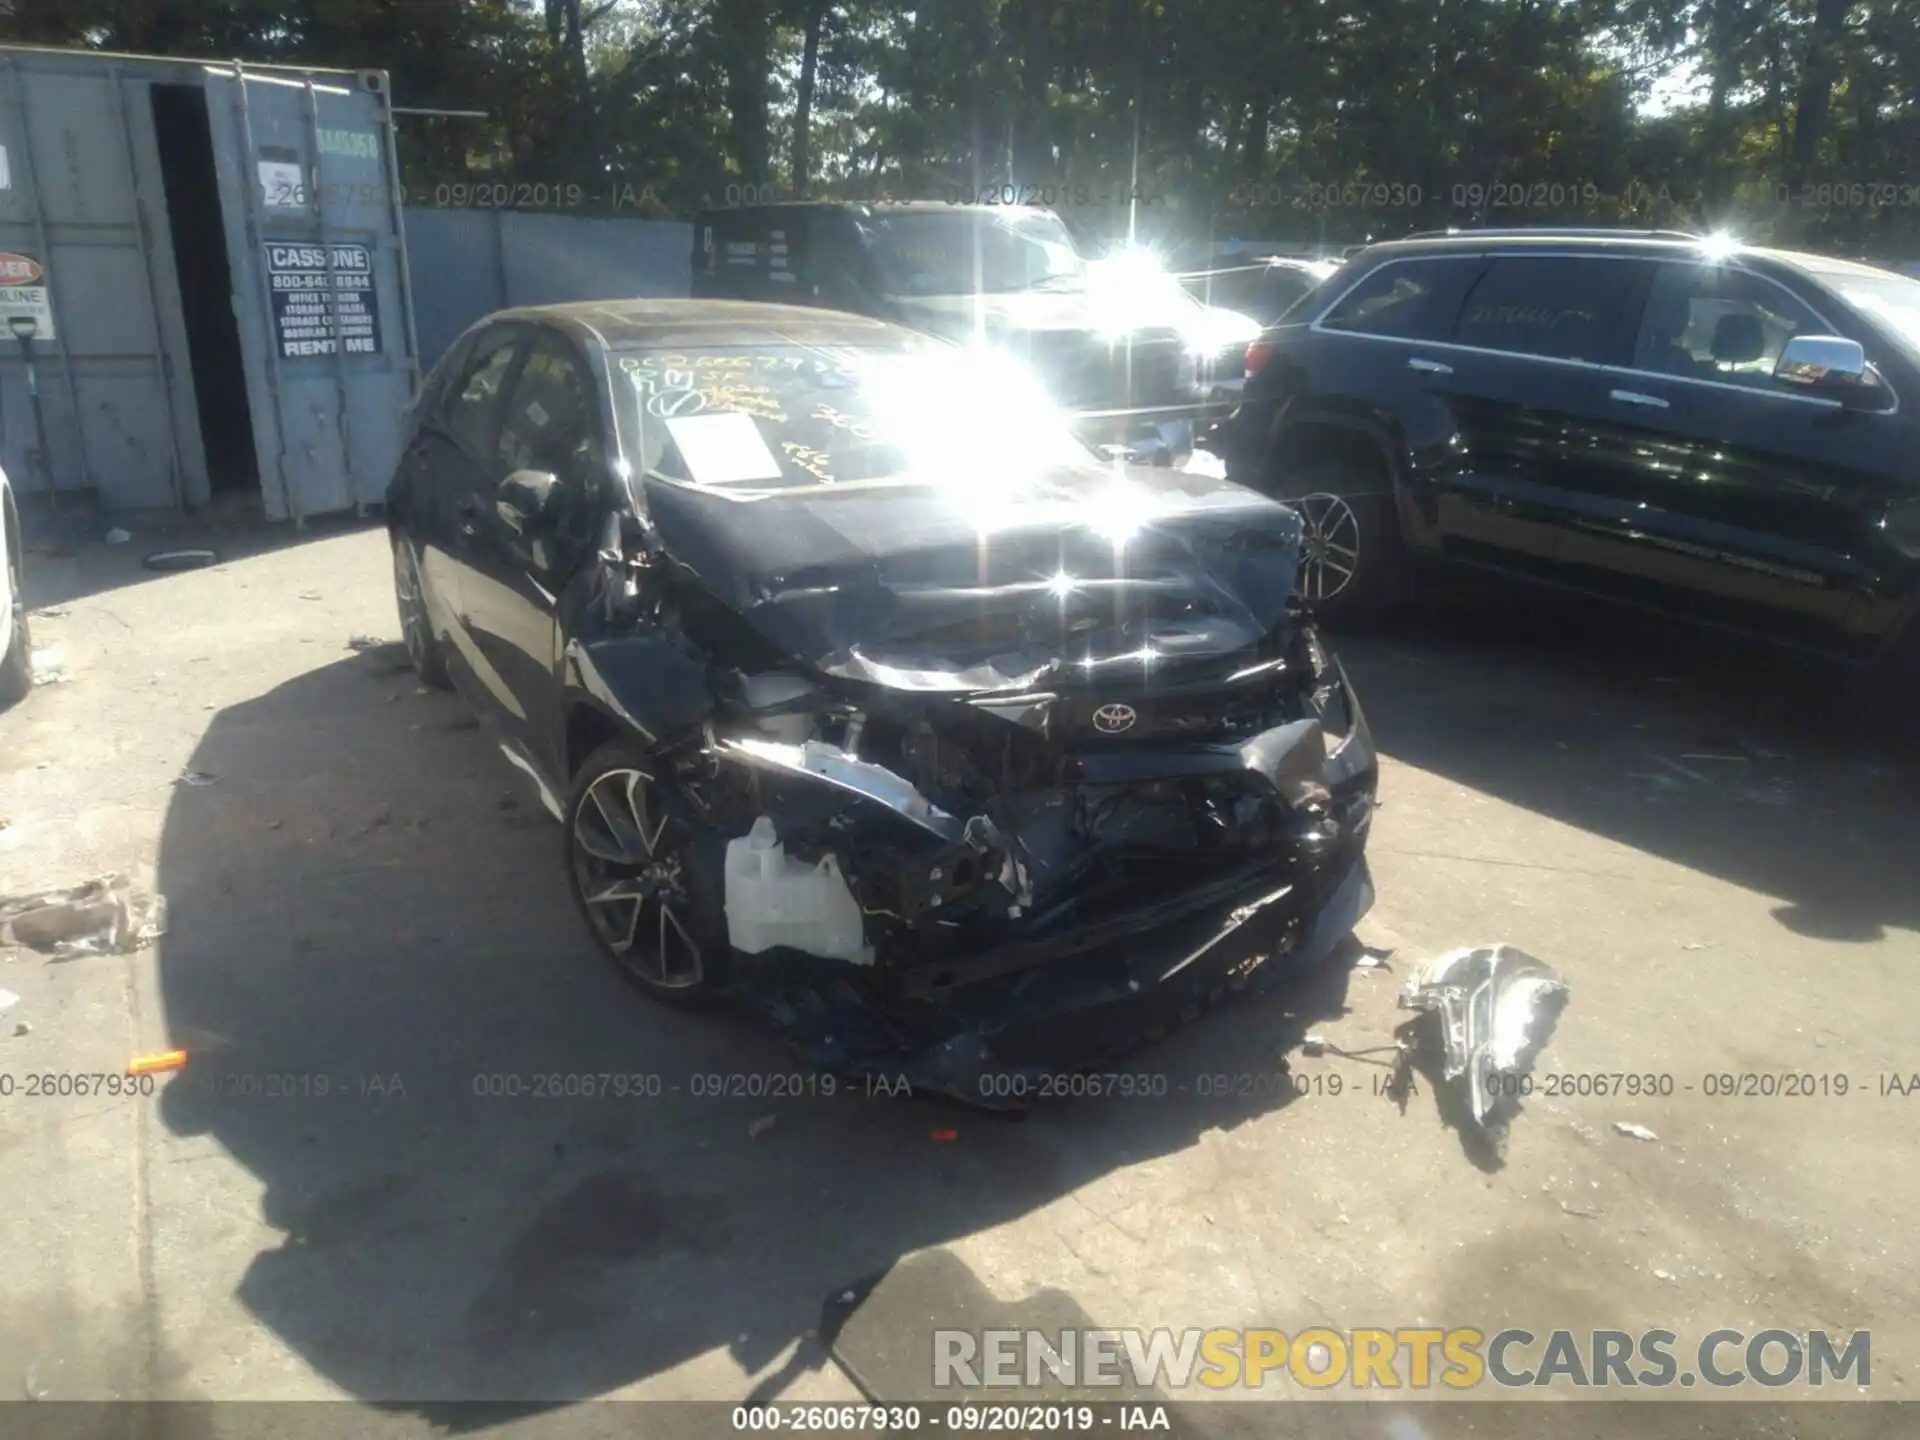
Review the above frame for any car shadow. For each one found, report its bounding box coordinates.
[1339,584,1920,943]
[152,651,1360,1409]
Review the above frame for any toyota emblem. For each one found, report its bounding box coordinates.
[1092,703,1138,734]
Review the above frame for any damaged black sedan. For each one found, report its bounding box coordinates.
[387,299,1378,1097]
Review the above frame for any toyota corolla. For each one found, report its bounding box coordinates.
[386,299,1379,1098]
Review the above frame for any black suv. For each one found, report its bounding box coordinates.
[692,201,1243,462]
[1219,228,1920,665]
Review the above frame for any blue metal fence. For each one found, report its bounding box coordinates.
[403,208,693,368]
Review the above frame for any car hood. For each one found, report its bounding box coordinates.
[893,290,1147,339]
[640,463,1304,693]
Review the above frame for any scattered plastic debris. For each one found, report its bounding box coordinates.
[0,874,168,958]
[127,1048,187,1076]
[143,548,219,573]
[1681,941,1708,951]
[1355,948,1393,971]
[1559,1201,1599,1219]
[1399,945,1569,1140]
[298,590,323,601]
[1301,1034,1328,1056]
[176,769,218,787]
[13,1022,28,1036]
[29,647,68,685]
[1653,1269,1675,1282]
[103,527,133,545]
[346,635,385,652]
[29,604,68,619]
[748,1114,776,1138]
[0,989,17,1011]
[1612,1121,1660,1142]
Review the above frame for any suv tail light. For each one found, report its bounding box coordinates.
[1244,337,1275,377]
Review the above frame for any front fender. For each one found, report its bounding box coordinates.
[564,631,715,751]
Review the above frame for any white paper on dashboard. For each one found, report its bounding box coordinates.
[664,412,785,485]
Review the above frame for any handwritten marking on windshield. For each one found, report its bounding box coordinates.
[702,383,788,421]
[812,404,879,441]
[648,388,708,418]
[781,441,834,482]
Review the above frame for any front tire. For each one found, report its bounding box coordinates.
[0,540,31,710]
[392,534,451,689]
[565,739,728,1005]
[1278,462,1407,629]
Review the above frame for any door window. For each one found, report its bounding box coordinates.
[1317,258,1473,340]
[1632,263,1824,393]
[444,330,523,459]
[1451,257,1639,364]
[496,333,604,544]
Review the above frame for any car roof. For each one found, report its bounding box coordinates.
[482,298,927,352]
[1350,230,1912,281]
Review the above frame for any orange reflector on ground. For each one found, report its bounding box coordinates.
[128,1049,187,1076]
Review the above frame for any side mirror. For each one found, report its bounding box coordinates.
[1775,335,1893,410]
[497,469,558,533]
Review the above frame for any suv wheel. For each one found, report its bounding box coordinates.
[1281,463,1406,628]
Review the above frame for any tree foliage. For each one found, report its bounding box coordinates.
[5,0,1918,252]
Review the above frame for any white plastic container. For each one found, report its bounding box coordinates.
[723,816,874,965]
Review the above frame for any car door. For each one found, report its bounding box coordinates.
[1412,253,1646,580]
[460,327,612,776]
[1261,253,1482,500]
[422,324,533,702]
[399,324,527,694]
[1555,259,1910,650]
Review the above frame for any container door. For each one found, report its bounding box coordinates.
[0,51,207,509]
[199,63,420,521]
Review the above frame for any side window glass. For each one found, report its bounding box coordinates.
[1451,258,1638,363]
[413,335,472,423]
[445,334,522,459]
[1633,263,1823,392]
[496,335,603,541]
[1318,259,1469,340]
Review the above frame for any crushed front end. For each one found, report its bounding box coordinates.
[583,389,1381,1100]
[642,613,1376,1103]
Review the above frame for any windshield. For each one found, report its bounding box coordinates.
[612,340,1101,502]
[1807,269,1920,360]
[861,211,1088,297]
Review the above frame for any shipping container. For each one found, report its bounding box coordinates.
[0,44,420,522]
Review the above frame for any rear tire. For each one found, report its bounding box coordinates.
[392,534,452,690]
[565,739,729,1006]
[0,541,31,710]
[1274,461,1407,630]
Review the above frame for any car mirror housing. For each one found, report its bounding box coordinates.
[1774,335,1894,410]
[497,469,559,532]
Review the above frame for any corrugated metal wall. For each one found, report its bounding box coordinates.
[406,209,693,370]
[0,46,418,520]
[0,52,209,510]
